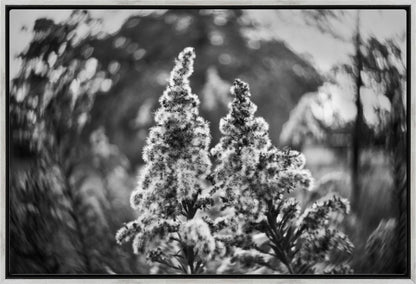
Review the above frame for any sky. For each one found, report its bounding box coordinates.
[9,9,407,79]
[250,9,406,73]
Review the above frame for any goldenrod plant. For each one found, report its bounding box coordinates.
[116,48,218,274]
[210,79,353,274]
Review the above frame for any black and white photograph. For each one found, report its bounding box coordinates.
[4,6,411,277]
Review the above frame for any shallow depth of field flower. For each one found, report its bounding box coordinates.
[10,9,406,276]
[115,47,217,274]
[115,49,355,275]
[209,79,354,274]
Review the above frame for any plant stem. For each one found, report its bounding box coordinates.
[265,204,295,274]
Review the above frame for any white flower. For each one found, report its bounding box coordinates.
[180,219,216,258]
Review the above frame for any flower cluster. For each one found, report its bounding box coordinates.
[180,219,216,259]
[211,79,353,274]
[211,80,313,220]
[116,48,216,274]
[130,47,212,219]
[117,49,353,275]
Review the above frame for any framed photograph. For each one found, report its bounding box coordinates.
[1,1,414,283]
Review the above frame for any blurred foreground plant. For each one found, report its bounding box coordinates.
[10,11,133,273]
[364,218,397,273]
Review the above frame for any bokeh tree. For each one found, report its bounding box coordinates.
[279,10,408,274]
[360,36,407,274]
[83,9,322,166]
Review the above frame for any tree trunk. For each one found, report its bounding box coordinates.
[351,11,364,215]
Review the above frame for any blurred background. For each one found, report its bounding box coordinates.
[9,9,407,274]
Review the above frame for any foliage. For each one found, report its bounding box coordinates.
[9,159,83,273]
[361,37,407,274]
[9,11,139,274]
[364,219,396,273]
[210,79,353,274]
[278,29,407,274]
